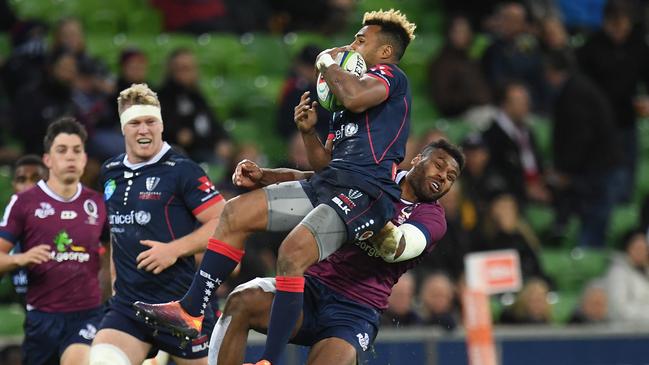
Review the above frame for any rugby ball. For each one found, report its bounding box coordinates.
[317,50,367,112]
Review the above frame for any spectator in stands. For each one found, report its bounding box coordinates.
[159,48,230,163]
[500,278,551,324]
[1,20,48,102]
[478,193,551,285]
[577,0,649,202]
[93,48,149,160]
[381,272,421,328]
[276,132,312,171]
[428,15,490,118]
[460,133,506,222]
[568,280,609,324]
[544,50,623,248]
[150,0,232,33]
[277,44,330,141]
[269,0,353,34]
[13,49,78,154]
[216,142,265,200]
[481,3,547,111]
[538,17,575,67]
[481,81,551,205]
[419,182,471,281]
[604,230,649,322]
[418,272,458,331]
[51,17,85,57]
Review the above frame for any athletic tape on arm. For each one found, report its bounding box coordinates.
[381,223,427,263]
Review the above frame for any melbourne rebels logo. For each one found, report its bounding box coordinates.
[146,177,160,191]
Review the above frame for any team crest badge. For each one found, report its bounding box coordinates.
[146,177,160,191]
[356,333,370,351]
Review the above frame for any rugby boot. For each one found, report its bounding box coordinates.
[133,300,203,339]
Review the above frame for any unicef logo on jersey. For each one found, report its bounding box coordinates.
[109,210,151,226]
[134,210,151,225]
[344,123,358,137]
[104,179,116,201]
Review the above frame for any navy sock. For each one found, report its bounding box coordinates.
[180,238,244,317]
[261,276,305,363]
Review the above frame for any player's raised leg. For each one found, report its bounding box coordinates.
[90,329,152,365]
[60,344,91,365]
[134,181,315,338]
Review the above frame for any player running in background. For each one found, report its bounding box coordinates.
[209,139,463,365]
[7,155,48,304]
[0,118,109,365]
[134,9,416,365]
[89,83,225,365]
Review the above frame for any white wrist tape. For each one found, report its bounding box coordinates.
[119,105,162,133]
[316,53,336,71]
[382,223,427,263]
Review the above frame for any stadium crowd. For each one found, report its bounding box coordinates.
[2,0,649,363]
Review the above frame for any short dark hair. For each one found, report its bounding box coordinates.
[43,117,88,152]
[364,20,410,60]
[493,80,528,107]
[420,139,465,172]
[14,154,45,173]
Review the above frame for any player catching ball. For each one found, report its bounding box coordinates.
[135,9,416,365]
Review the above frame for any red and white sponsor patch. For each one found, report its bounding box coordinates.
[197,176,216,193]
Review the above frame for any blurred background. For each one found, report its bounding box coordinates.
[0,0,649,364]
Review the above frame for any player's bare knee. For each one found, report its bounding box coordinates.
[224,287,265,323]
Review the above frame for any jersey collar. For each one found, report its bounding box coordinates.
[37,180,82,202]
[123,142,171,170]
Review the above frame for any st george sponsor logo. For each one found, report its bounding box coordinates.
[353,240,382,258]
[50,230,90,263]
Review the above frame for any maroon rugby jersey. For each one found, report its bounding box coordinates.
[0,181,107,312]
[306,195,446,310]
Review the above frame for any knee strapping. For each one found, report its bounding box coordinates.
[89,344,131,365]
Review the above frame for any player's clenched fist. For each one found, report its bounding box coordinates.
[232,159,263,189]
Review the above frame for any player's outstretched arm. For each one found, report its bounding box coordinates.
[232,159,314,189]
[0,238,50,275]
[295,91,332,171]
[136,199,225,274]
[318,51,388,114]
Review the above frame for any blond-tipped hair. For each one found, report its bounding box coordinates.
[117,83,160,114]
[363,9,416,41]
[362,9,416,60]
